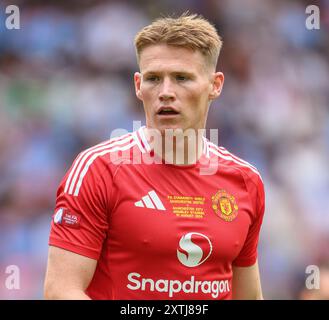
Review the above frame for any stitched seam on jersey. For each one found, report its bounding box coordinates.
[93,163,114,217]
[232,164,263,218]
[209,142,258,171]
[208,145,260,178]
[88,164,117,296]
[73,142,135,196]
[218,147,258,171]
[209,148,261,188]
[67,136,133,195]
[94,155,132,221]
[238,169,257,221]
[65,133,132,194]
[203,137,210,158]
[255,179,264,219]
[71,139,134,195]
[208,143,259,174]
[133,131,146,153]
[138,126,151,152]
[208,147,262,188]
[108,160,128,217]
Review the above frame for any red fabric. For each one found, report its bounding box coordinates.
[49,128,265,300]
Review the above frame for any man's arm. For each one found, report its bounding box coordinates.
[44,246,97,300]
[232,260,263,300]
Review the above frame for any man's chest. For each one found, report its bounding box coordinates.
[106,164,254,264]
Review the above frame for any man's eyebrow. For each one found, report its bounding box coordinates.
[142,71,159,76]
[142,70,195,76]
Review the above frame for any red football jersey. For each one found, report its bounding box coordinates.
[49,126,265,300]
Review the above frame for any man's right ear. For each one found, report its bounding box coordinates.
[134,72,143,100]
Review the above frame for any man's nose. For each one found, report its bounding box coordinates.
[158,78,175,101]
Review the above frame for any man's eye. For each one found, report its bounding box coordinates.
[176,75,188,81]
[146,76,159,82]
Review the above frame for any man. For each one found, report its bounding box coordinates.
[44,13,265,300]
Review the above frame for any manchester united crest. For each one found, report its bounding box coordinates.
[212,190,238,222]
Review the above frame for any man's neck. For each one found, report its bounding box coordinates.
[144,127,205,166]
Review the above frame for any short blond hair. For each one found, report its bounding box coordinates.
[134,13,223,69]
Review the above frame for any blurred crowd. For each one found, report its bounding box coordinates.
[0,0,328,299]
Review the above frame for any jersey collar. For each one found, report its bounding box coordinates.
[134,126,210,159]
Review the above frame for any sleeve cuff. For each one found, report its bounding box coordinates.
[232,255,257,267]
[49,236,100,260]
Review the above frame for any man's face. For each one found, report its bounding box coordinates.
[134,44,224,133]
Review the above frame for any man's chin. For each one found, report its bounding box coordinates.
[146,122,200,135]
[152,123,185,133]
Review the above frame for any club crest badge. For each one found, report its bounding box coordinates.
[212,190,238,222]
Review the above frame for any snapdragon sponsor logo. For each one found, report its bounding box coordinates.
[177,232,213,267]
[127,272,230,298]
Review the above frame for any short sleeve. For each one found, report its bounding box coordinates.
[49,154,112,260]
[233,174,265,267]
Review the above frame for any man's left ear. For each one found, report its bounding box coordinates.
[209,72,224,100]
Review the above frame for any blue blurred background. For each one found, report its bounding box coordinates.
[0,0,328,299]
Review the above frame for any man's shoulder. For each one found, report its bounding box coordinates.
[75,131,140,168]
[62,131,141,196]
[206,141,263,186]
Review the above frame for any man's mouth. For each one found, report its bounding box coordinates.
[157,107,180,116]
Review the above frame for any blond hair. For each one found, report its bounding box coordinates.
[134,13,223,69]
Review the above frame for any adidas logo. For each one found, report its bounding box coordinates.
[134,190,166,210]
